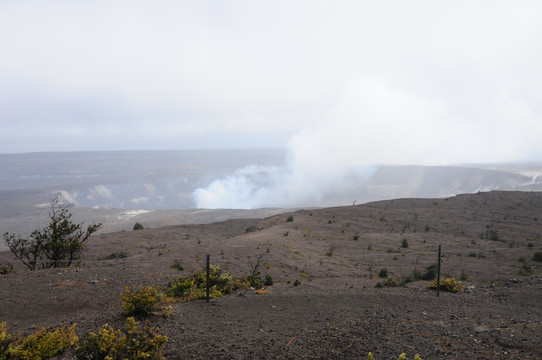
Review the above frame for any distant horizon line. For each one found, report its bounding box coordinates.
[1,150,540,168]
[0,147,288,156]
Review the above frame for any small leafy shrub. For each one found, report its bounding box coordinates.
[468,252,477,258]
[286,215,294,222]
[1,322,13,360]
[246,271,264,290]
[121,285,161,317]
[368,352,422,360]
[378,268,388,278]
[402,268,422,284]
[518,263,534,276]
[533,251,542,262]
[518,256,526,263]
[3,197,101,270]
[102,252,128,260]
[76,317,167,360]
[353,235,359,241]
[427,277,465,293]
[264,274,274,286]
[419,263,438,280]
[167,265,249,301]
[488,230,500,241]
[0,264,12,275]
[325,246,335,257]
[460,270,470,281]
[6,324,77,360]
[133,222,145,230]
[401,238,409,248]
[170,259,184,271]
[293,279,301,286]
[375,277,397,288]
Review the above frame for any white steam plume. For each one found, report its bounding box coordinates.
[193,79,541,209]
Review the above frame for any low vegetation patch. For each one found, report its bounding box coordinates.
[1,322,77,360]
[378,268,388,278]
[427,277,465,293]
[76,317,167,360]
[166,265,250,301]
[518,263,534,276]
[101,251,128,260]
[368,351,422,360]
[121,285,164,317]
[170,259,184,271]
[375,277,397,288]
[0,264,12,276]
[0,318,169,360]
[133,222,145,230]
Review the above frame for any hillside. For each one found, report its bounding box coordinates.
[1,191,541,359]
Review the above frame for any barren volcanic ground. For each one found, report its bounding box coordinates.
[1,191,541,359]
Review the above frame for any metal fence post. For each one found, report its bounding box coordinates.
[437,245,441,297]
[206,254,210,303]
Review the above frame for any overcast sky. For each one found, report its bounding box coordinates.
[1,1,541,164]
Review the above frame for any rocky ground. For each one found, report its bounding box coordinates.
[1,191,541,359]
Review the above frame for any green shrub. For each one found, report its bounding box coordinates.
[488,230,500,241]
[133,222,145,230]
[533,251,542,262]
[167,265,249,301]
[401,238,409,248]
[286,215,294,222]
[0,264,12,275]
[375,277,397,288]
[121,286,161,317]
[76,317,167,360]
[3,197,101,270]
[1,322,13,360]
[264,274,274,286]
[378,268,388,278]
[170,260,184,271]
[7,324,77,360]
[246,271,264,289]
[518,263,534,276]
[427,277,465,293]
[419,263,438,280]
[293,279,301,287]
[102,252,128,260]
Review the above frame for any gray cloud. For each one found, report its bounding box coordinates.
[0,0,541,163]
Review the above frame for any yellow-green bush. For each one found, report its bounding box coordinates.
[1,322,13,360]
[427,277,465,293]
[121,285,161,317]
[368,352,422,360]
[1,323,77,360]
[167,265,249,301]
[76,317,167,360]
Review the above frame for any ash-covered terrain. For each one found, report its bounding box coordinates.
[1,191,541,359]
